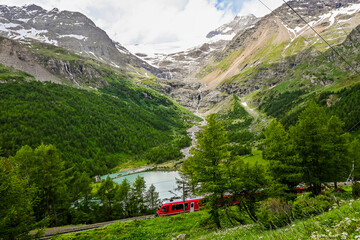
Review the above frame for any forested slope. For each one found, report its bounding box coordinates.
[0,65,198,176]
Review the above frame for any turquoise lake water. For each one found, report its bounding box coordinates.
[102,171,181,200]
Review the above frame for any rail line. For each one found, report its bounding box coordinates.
[30,215,155,239]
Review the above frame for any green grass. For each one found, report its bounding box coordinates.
[216,49,243,71]
[53,188,360,240]
[30,42,80,61]
[242,149,268,166]
[112,159,149,173]
[199,198,360,240]
[0,64,34,81]
[52,211,213,240]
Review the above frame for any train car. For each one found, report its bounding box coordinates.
[156,197,203,216]
[156,195,240,216]
[156,186,310,217]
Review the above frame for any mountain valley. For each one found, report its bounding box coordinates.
[1,0,360,238]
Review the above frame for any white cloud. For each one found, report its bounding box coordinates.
[1,0,236,54]
[239,0,284,17]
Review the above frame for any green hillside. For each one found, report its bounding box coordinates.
[0,70,198,175]
[234,25,360,132]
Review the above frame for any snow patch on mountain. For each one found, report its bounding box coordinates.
[58,34,88,41]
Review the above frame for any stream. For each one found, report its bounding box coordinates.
[100,92,206,200]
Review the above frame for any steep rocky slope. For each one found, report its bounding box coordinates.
[0,36,128,88]
[0,4,164,77]
[200,0,360,92]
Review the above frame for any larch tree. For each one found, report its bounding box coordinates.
[349,138,360,181]
[290,101,351,194]
[0,157,36,240]
[130,176,147,215]
[145,184,160,212]
[115,179,131,218]
[14,144,69,226]
[224,157,266,223]
[263,119,301,191]
[182,114,230,228]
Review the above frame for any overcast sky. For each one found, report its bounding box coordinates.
[1,0,284,54]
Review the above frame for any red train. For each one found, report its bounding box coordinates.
[156,197,203,216]
[156,186,310,216]
[156,195,239,216]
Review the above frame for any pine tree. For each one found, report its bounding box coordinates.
[263,101,352,195]
[70,172,93,223]
[0,157,36,239]
[129,176,146,215]
[182,114,230,228]
[174,172,192,212]
[290,101,351,194]
[14,144,69,226]
[145,184,160,212]
[263,120,301,190]
[115,179,131,217]
[96,177,118,220]
[325,116,351,187]
[349,138,360,181]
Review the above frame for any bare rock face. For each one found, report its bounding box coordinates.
[0,4,164,77]
[0,36,127,88]
[0,37,62,83]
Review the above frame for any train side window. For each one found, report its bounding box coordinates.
[172,203,188,211]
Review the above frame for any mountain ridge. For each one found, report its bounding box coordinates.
[0,4,165,78]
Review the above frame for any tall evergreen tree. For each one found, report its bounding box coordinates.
[349,138,360,181]
[129,176,146,215]
[325,116,351,187]
[182,114,230,228]
[70,172,93,223]
[264,102,352,195]
[115,179,131,218]
[0,157,36,239]
[290,101,351,194]
[96,177,118,220]
[14,144,69,226]
[224,157,266,223]
[145,184,160,212]
[263,120,301,190]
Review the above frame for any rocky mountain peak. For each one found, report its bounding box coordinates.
[0,4,162,76]
[206,14,258,40]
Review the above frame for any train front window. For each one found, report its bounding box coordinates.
[160,206,167,212]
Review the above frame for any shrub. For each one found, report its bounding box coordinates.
[292,192,333,218]
[353,181,360,199]
[257,198,293,229]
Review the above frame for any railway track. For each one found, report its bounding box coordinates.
[30,214,155,239]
